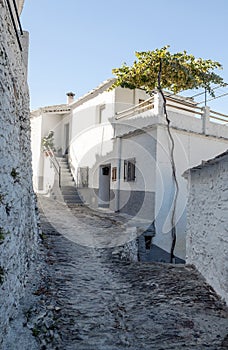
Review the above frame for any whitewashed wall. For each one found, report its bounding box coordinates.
[114,87,149,114]
[31,111,71,192]
[0,0,38,342]
[154,125,228,260]
[186,153,228,304]
[70,123,114,188]
[31,115,42,191]
[71,89,115,139]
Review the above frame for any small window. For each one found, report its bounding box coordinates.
[98,104,105,124]
[124,158,136,182]
[102,166,110,176]
[145,236,152,250]
[112,167,117,181]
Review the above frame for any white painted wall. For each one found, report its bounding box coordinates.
[69,123,114,188]
[71,89,115,141]
[186,153,228,304]
[118,130,157,192]
[154,125,228,260]
[42,155,55,193]
[114,87,150,114]
[31,111,71,192]
[30,115,42,191]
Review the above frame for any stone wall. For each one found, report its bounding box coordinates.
[0,0,38,343]
[186,152,228,304]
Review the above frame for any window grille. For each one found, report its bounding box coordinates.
[112,167,117,181]
[124,158,136,182]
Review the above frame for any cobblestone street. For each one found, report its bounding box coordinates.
[34,197,228,350]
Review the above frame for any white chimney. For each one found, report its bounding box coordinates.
[66,92,75,104]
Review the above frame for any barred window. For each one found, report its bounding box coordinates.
[124,158,136,182]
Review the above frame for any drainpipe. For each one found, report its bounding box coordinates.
[115,136,122,212]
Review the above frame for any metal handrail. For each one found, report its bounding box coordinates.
[5,0,23,51]
[43,146,61,188]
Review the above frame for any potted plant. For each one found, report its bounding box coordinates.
[41,131,55,156]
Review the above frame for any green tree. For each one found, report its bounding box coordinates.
[111,46,225,263]
[111,45,225,96]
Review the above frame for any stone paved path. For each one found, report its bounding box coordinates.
[36,196,228,350]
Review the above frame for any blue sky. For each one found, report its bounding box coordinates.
[21,0,228,114]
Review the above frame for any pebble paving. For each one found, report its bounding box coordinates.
[36,196,228,350]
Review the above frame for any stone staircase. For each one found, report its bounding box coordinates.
[57,156,84,205]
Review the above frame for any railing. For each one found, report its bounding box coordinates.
[5,0,23,51]
[166,96,204,117]
[209,110,228,124]
[115,94,228,124]
[115,96,154,120]
[43,146,61,188]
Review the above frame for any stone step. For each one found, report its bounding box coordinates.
[61,173,74,181]
[58,160,68,165]
[62,189,81,196]
[60,164,70,172]
[61,185,77,191]
[56,158,84,205]
[57,161,68,166]
[64,197,82,202]
[61,177,73,182]
[59,162,69,168]
[61,182,75,186]
[60,169,72,174]
[62,190,81,196]
[61,179,74,182]
[64,198,84,204]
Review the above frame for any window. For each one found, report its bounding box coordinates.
[102,166,110,176]
[98,104,105,124]
[124,158,136,182]
[145,236,152,250]
[112,167,117,181]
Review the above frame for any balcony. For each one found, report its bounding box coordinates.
[114,92,228,139]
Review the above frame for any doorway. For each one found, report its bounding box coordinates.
[98,164,111,208]
[64,123,70,155]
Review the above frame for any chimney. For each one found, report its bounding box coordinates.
[66,92,75,104]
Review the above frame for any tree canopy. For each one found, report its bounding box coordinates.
[111,46,225,96]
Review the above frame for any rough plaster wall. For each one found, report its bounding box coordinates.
[186,156,228,304]
[0,1,38,342]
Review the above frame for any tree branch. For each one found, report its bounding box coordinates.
[158,58,179,263]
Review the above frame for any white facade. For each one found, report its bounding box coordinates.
[30,80,228,262]
[185,152,228,304]
[30,104,71,192]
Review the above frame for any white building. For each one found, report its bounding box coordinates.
[31,79,228,262]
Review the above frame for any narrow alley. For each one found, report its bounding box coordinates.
[31,196,228,350]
